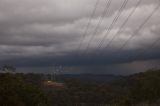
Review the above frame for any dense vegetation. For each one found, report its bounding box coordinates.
[0,68,160,106]
[0,73,48,106]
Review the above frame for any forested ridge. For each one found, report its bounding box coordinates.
[0,69,160,106]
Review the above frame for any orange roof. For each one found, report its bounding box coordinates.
[43,80,64,88]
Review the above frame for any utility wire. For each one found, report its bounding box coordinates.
[124,36,160,71]
[76,0,100,52]
[132,37,160,68]
[115,3,160,52]
[96,0,129,51]
[83,0,113,54]
[110,2,160,70]
[104,0,142,49]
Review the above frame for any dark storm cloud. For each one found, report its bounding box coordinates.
[1,46,160,67]
[0,0,160,74]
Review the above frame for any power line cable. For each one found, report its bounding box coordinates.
[132,37,160,69]
[76,0,100,52]
[104,0,142,49]
[111,2,160,70]
[91,1,159,65]
[95,0,129,52]
[78,0,129,64]
[115,3,160,52]
[122,36,160,71]
[83,0,113,54]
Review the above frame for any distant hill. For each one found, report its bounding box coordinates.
[1,69,160,106]
[121,69,160,105]
[57,74,123,82]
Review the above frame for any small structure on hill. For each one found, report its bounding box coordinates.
[43,65,64,88]
[43,80,64,88]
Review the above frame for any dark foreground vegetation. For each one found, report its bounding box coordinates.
[0,68,160,106]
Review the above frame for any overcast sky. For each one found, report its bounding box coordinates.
[0,0,160,75]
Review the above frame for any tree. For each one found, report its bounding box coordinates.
[0,73,49,106]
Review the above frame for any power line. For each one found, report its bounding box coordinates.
[124,36,160,71]
[109,2,160,70]
[104,0,142,49]
[76,0,100,52]
[116,3,160,52]
[83,0,113,54]
[132,37,160,66]
[95,0,129,51]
